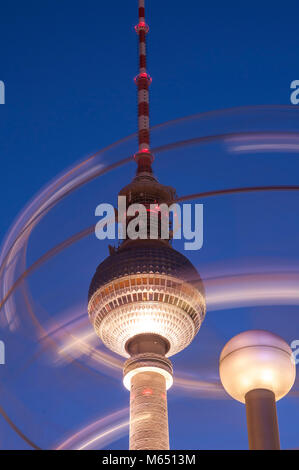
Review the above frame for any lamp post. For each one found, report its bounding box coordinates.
[219,330,296,450]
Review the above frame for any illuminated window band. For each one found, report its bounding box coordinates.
[88,273,205,357]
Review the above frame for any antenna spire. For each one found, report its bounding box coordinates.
[134,0,154,175]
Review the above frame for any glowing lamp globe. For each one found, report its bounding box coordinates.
[219,330,296,403]
[88,240,206,358]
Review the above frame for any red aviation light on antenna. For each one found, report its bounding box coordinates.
[134,72,152,86]
[135,22,149,34]
[133,149,154,163]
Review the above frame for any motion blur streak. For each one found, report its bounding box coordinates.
[154,132,299,155]
[77,420,130,450]
[174,376,223,397]
[38,306,123,371]
[56,408,150,450]
[227,133,299,153]
[78,414,150,450]
[58,332,96,354]
[56,408,129,450]
[0,405,41,450]
[0,224,95,321]
[57,333,123,371]
[204,272,299,310]
[177,185,299,203]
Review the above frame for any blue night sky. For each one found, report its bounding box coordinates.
[0,0,299,450]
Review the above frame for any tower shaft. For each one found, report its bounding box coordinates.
[129,371,169,450]
[123,349,173,450]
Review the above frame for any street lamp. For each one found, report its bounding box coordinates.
[219,330,296,449]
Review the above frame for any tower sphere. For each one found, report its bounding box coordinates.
[88,240,206,358]
[219,330,296,403]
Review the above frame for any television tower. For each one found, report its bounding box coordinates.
[88,0,206,450]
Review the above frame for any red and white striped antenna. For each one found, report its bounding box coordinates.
[134,0,154,175]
